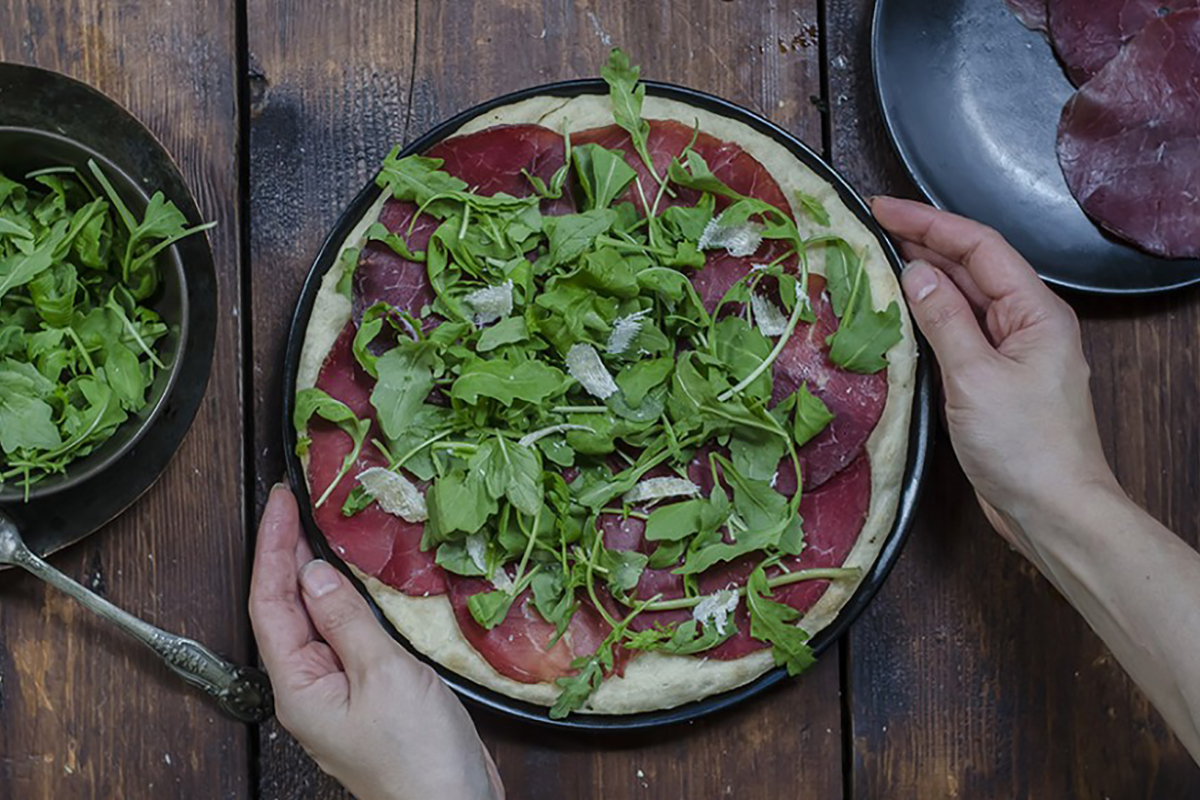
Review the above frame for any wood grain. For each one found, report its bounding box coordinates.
[247,1,834,797]
[0,1,249,798]
[826,1,1200,797]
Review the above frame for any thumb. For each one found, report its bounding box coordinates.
[902,260,994,374]
[299,559,405,685]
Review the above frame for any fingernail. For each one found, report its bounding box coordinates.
[902,260,938,302]
[300,560,341,598]
[270,481,287,495]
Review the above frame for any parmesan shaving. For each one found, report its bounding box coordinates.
[622,477,702,505]
[464,280,514,326]
[566,343,618,399]
[692,590,739,634]
[751,292,789,337]
[606,309,649,355]
[466,532,488,573]
[697,217,764,258]
[518,424,596,446]
[356,467,428,523]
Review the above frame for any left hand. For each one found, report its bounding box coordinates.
[248,484,504,800]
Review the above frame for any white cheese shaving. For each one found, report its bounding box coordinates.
[566,343,619,400]
[518,424,596,446]
[751,292,789,337]
[464,280,513,326]
[622,477,702,505]
[606,309,649,355]
[692,590,739,634]
[465,532,488,574]
[491,568,514,592]
[697,217,764,258]
[356,467,427,523]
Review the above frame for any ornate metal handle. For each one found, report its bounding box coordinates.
[0,512,273,723]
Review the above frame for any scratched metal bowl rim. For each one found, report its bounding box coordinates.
[0,126,190,502]
[0,62,217,559]
[283,78,936,731]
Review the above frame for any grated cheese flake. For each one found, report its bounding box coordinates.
[697,216,764,258]
[464,280,514,326]
[356,467,428,523]
[692,590,739,634]
[606,309,649,355]
[622,477,702,505]
[751,292,789,337]
[566,343,619,400]
[518,424,596,446]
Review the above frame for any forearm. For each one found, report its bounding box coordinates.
[1013,483,1200,762]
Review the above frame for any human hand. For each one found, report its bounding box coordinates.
[249,485,504,800]
[870,196,1121,555]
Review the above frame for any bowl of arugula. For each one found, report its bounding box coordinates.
[0,127,213,501]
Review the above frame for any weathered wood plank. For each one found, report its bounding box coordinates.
[825,0,1200,796]
[248,1,837,797]
[0,1,249,797]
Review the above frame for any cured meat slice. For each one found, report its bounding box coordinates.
[307,322,447,596]
[446,576,618,683]
[1048,0,1199,86]
[574,119,797,311]
[1005,0,1048,32]
[1057,9,1200,258]
[772,276,889,489]
[353,124,573,320]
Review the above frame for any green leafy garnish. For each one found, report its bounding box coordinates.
[0,161,212,494]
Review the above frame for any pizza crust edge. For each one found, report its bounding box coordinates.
[296,93,918,714]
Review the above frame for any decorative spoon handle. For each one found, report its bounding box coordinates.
[0,512,272,723]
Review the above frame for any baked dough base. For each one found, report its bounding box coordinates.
[297,93,917,714]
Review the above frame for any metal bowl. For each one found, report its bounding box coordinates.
[283,78,936,730]
[0,127,188,501]
[0,63,216,557]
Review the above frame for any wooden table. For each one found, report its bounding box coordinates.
[2,1,1198,797]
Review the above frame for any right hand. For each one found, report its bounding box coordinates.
[870,196,1121,554]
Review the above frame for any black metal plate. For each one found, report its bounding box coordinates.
[283,79,935,730]
[872,0,1200,294]
[0,64,217,557]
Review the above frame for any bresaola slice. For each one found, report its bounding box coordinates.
[307,323,447,596]
[1057,9,1200,258]
[446,576,619,683]
[353,124,574,322]
[1048,0,1199,86]
[1005,0,1047,32]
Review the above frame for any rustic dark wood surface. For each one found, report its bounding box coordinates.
[1,0,1198,797]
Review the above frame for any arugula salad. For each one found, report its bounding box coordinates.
[296,51,903,717]
[0,160,212,496]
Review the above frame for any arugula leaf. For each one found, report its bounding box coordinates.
[573,143,637,211]
[600,548,648,596]
[746,566,816,675]
[794,190,831,227]
[532,566,577,636]
[600,49,660,186]
[371,347,435,440]
[625,619,735,655]
[426,468,496,537]
[476,316,528,352]
[793,384,833,446]
[823,242,903,374]
[543,209,617,267]
[644,499,706,542]
[451,358,568,406]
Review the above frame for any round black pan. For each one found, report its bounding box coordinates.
[283,79,936,730]
[872,0,1200,294]
[0,64,217,558]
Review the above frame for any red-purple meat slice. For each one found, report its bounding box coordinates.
[1048,0,1199,86]
[1005,0,1048,32]
[1057,9,1200,258]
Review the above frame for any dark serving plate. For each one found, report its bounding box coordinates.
[283,79,936,730]
[0,63,217,557]
[872,0,1200,294]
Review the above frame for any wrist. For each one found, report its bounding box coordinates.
[1008,470,1130,551]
